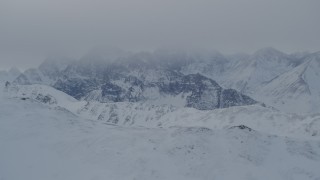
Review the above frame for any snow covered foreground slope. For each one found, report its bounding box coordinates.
[1,86,320,180]
[6,84,320,138]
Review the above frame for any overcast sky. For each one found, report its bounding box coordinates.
[0,0,319,70]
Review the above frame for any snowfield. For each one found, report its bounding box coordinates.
[1,85,320,180]
[6,84,320,139]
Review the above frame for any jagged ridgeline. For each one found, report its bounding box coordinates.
[13,48,320,114]
[12,49,257,110]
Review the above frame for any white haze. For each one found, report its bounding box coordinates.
[0,0,320,70]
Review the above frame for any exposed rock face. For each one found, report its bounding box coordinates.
[11,48,262,110]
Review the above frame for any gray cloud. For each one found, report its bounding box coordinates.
[0,0,320,70]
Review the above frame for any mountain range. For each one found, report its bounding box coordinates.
[9,47,320,114]
[1,47,320,180]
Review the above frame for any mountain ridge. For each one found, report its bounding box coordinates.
[8,47,320,114]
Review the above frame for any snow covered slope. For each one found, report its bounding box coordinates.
[181,47,302,94]
[6,84,320,139]
[255,52,320,114]
[7,84,86,111]
[13,56,74,85]
[1,89,320,180]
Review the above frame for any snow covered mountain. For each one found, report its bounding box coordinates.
[223,48,301,93]
[9,47,319,113]
[13,56,75,85]
[254,52,320,114]
[11,49,257,111]
[2,47,320,179]
[6,84,320,138]
[181,47,304,94]
[1,83,320,180]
